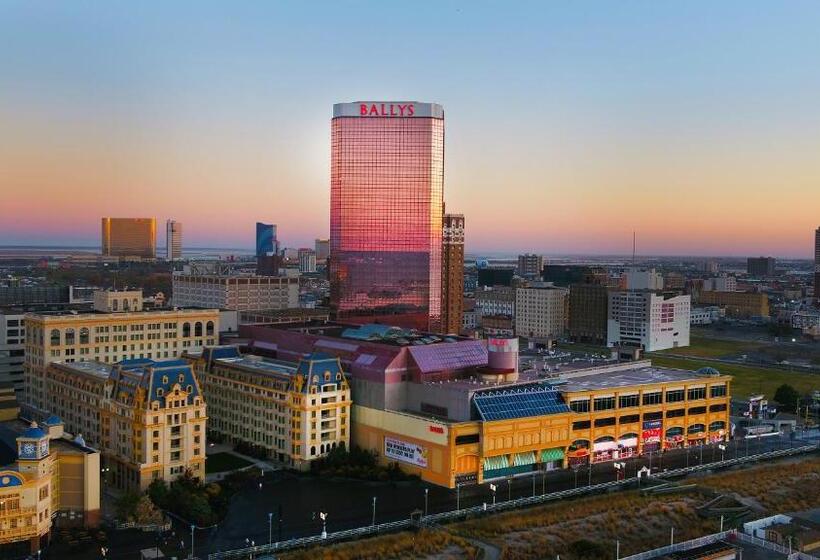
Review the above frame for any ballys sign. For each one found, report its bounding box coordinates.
[360,103,415,117]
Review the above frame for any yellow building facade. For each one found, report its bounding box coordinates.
[101,217,156,259]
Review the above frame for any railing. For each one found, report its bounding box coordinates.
[620,530,733,560]
[207,442,819,560]
[735,531,794,555]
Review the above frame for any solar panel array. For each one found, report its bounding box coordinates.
[474,383,571,421]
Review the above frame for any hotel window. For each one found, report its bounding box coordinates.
[593,417,616,428]
[709,403,727,413]
[687,387,706,401]
[665,389,685,403]
[688,406,707,415]
[666,408,685,418]
[618,394,639,408]
[642,392,662,405]
[594,396,615,411]
[643,411,663,421]
[572,420,591,430]
[619,414,640,424]
[569,399,590,413]
[710,385,727,398]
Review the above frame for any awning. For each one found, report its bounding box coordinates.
[541,448,564,462]
[512,451,536,467]
[483,455,509,471]
[618,437,638,448]
[593,440,618,452]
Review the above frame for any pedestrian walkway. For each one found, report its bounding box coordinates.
[205,444,281,482]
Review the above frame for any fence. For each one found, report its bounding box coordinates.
[207,442,818,560]
[619,530,733,560]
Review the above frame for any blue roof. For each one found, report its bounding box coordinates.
[473,383,571,421]
[43,415,63,426]
[21,424,47,439]
[295,353,346,393]
[203,346,241,363]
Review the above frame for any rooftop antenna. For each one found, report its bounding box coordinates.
[632,231,636,266]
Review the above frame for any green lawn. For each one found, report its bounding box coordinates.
[658,335,762,358]
[205,452,254,474]
[650,355,820,399]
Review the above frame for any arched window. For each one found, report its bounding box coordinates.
[320,444,325,454]
[112,299,118,311]
[182,323,191,337]
[311,446,316,456]
[206,321,214,336]
[50,329,61,346]
[123,299,130,311]
[79,328,90,344]
[708,421,726,432]
[65,328,75,345]
[132,299,139,309]
[194,322,203,337]
[687,424,705,434]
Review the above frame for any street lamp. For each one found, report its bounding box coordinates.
[489,483,497,506]
[190,524,195,560]
[456,483,461,512]
[424,488,429,517]
[268,512,273,547]
[371,496,377,526]
[613,462,626,481]
[718,444,726,462]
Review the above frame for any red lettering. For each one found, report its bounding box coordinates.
[407,104,415,116]
[380,103,386,116]
[398,104,407,116]
[360,104,368,116]
[390,104,397,116]
[429,425,444,434]
[369,104,378,116]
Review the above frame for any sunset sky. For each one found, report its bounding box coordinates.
[2,2,820,257]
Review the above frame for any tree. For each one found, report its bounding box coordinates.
[134,495,164,524]
[774,384,800,413]
[115,491,141,522]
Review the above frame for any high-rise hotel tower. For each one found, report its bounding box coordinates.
[815,226,820,305]
[330,102,444,331]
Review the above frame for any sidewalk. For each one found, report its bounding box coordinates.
[205,443,282,482]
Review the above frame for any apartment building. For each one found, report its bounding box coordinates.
[702,275,737,292]
[44,358,206,490]
[191,347,350,470]
[23,290,218,415]
[475,286,515,319]
[697,290,770,319]
[515,284,568,340]
[607,291,691,352]
[171,274,298,311]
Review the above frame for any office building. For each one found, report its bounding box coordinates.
[0,286,71,307]
[0,311,26,397]
[697,290,770,318]
[330,101,445,331]
[315,239,330,263]
[298,248,317,274]
[165,220,182,260]
[516,254,544,279]
[691,306,723,325]
[101,218,156,259]
[475,286,515,319]
[702,259,720,274]
[45,358,206,490]
[815,227,820,305]
[747,256,776,277]
[0,418,100,553]
[702,275,737,292]
[624,268,664,291]
[191,347,350,469]
[663,272,685,292]
[255,222,278,257]
[569,283,610,345]
[238,322,730,488]
[171,274,298,311]
[515,284,568,340]
[441,214,465,335]
[607,292,691,352]
[22,290,218,415]
[541,265,594,288]
[477,268,515,288]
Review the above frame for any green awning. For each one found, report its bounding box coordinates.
[541,448,564,462]
[483,455,509,471]
[513,451,536,466]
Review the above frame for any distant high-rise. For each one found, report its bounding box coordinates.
[815,227,820,304]
[298,248,317,274]
[441,214,465,334]
[166,220,182,260]
[101,218,156,258]
[315,238,330,263]
[517,254,544,279]
[747,256,776,277]
[330,101,444,331]
[256,222,278,257]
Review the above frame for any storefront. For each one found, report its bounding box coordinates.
[687,423,706,445]
[567,440,590,467]
[708,421,727,443]
[483,452,538,480]
[616,433,638,459]
[641,420,662,453]
[592,436,617,463]
[540,447,564,470]
[665,427,685,449]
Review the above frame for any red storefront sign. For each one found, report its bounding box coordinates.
[359,103,415,117]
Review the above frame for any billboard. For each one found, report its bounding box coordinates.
[384,437,428,468]
[642,420,662,444]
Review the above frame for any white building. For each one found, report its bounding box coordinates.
[298,249,317,273]
[792,310,820,330]
[172,274,298,311]
[702,275,737,292]
[515,284,568,339]
[624,268,664,291]
[475,286,515,318]
[690,306,723,325]
[166,220,182,261]
[607,291,690,351]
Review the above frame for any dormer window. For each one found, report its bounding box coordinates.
[324,372,331,381]
[156,388,164,397]
[162,375,168,384]
[178,374,185,383]
[186,385,193,394]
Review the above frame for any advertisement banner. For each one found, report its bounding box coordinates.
[642,420,662,444]
[384,437,428,468]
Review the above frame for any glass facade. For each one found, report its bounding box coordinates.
[330,102,444,331]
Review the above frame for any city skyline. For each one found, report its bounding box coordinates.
[3,2,820,257]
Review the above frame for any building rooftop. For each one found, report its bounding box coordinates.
[24,306,218,318]
[473,383,570,421]
[559,364,726,393]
